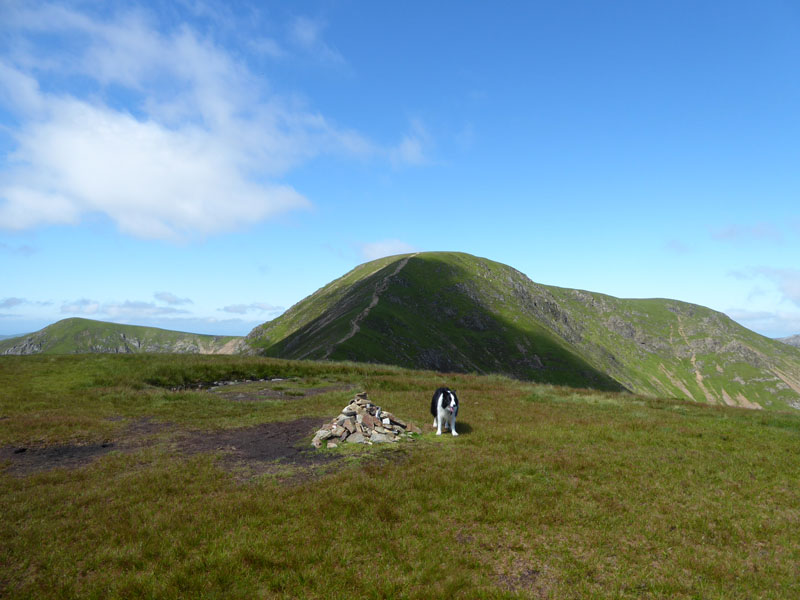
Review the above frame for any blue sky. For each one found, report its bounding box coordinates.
[1,0,799,338]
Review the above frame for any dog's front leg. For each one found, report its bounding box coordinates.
[449,413,458,436]
[435,415,443,435]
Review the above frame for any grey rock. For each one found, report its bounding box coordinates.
[315,429,333,441]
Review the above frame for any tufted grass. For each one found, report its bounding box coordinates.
[2,354,800,598]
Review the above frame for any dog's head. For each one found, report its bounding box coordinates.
[444,390,457,413]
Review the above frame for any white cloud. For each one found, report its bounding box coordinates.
[155,292,193,306]
[0,297,26,310]
[729,267,800,308]
[726,308,800,338]
[61,299,101,315]
[0,4,379,241]
[359,240,418,261]
[60,298,190,318]
[104,301,191,319]
[288,16,345,65]
[390,119,434,167]
[221,302,284,315]
[712,223,783,244]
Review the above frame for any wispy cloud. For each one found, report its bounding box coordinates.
[220,302,284,316]
[0,297,26,310]
[61,299,190,318]
[729,267,800,308]
[0,4,381,241]
[61,299,101,315]
[664,239,692,254]
[154,292,193,306]
[288,16,345,65]
[0,242,37,256]
[712,223,783,244]
[390,119,434,167]
[726,308,800,338]
[0,297,51,310]
[359,239,418,261]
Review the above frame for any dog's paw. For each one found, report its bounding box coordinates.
[451,431,459,436]
[436,431,442,435]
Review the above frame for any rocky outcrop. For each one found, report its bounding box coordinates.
[779,335,800,349]
[1,332,45,355]
[311,392,422,448]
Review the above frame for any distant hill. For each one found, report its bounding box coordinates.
[245,251,800,411]
[779,335,800,349]
[0,318,243,355]
[0,333,26,341]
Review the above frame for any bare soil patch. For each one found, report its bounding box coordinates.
[176,416,339,476]
[0,442,117,476]
[1,416,340,479]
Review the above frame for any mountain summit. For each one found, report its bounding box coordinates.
[246,251,800,410]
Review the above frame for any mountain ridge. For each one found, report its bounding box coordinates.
[0,318,244,355]
[4,253,799,411]
[246,251,800,410]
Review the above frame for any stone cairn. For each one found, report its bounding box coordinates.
[311,392,422,448]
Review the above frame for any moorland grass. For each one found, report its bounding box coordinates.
[2,355,800,598]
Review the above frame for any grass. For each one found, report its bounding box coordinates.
[2,355,800,598]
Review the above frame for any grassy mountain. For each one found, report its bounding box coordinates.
[246,251,800,411]
[0,318,243,355]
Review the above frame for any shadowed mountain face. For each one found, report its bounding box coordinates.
[0,318,243,355]
[247,252,800,410]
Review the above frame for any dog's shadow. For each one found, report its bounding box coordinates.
[456,420,473,435]
[435,420,472,436]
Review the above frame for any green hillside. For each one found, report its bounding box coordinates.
[4,354,800,597]
[0,318,243,355]
[246,251,800,410]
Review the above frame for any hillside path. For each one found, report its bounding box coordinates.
[323,254,417,358]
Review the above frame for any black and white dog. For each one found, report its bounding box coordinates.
[431,387,459,436]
